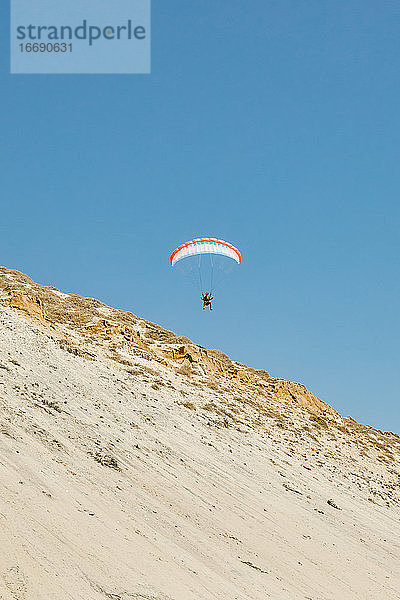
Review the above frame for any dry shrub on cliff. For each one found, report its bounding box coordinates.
[176,363,193,377]
[177,400,196,410]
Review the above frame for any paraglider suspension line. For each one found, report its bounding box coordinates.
[198,256,204,293]
[210,254,214,294]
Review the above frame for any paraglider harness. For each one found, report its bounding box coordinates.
[201,292,213,310]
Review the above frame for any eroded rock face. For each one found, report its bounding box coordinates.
[0,266,341,420]
[0,267,375,432]
[0,291,46,321]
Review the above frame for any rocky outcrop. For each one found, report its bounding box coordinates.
[0,290,46,321]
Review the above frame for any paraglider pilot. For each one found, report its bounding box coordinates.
[201,292,213,310]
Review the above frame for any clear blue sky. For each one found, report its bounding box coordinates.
[1,1,399,433]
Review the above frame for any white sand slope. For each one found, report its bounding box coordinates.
[0,268,399,600]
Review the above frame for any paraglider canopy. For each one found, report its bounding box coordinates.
[170,238,241,267]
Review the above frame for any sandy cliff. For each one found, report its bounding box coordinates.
[0,266,399,600]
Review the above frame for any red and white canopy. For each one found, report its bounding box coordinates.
[170,238,241,267]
